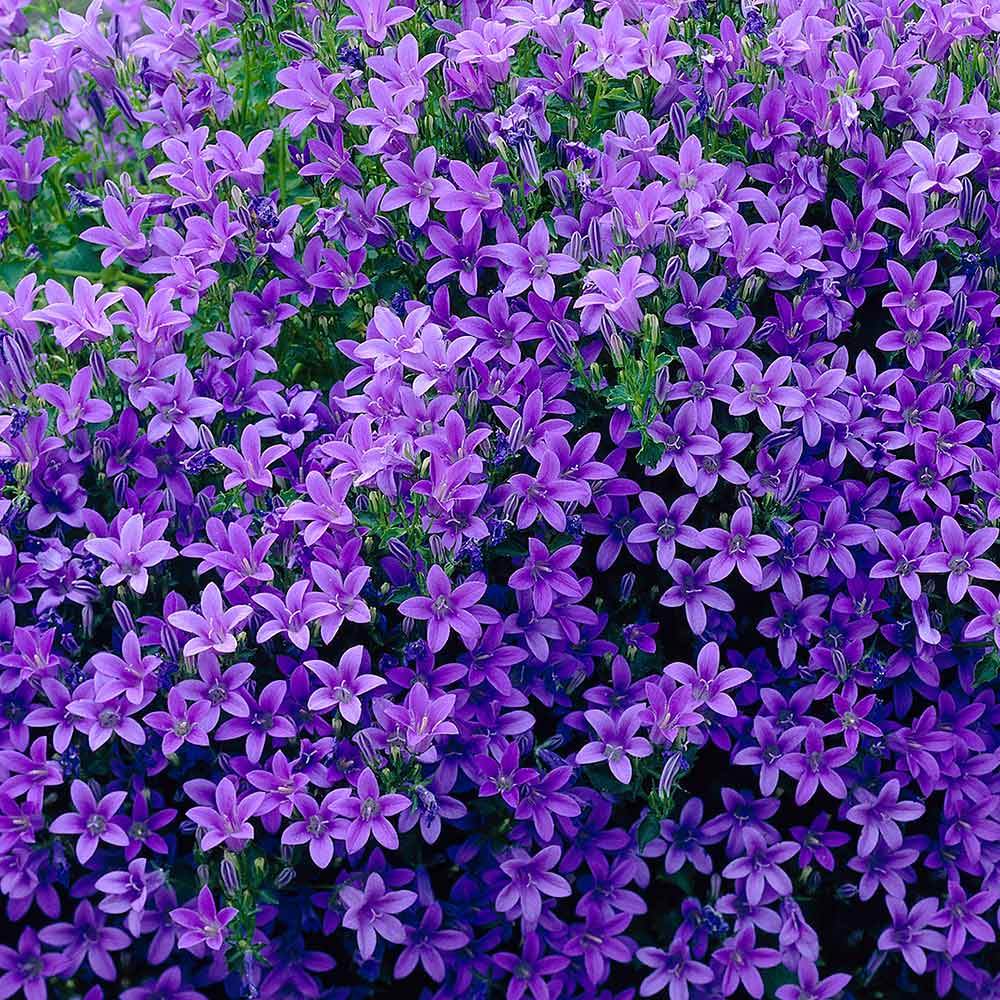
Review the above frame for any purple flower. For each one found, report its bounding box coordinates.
[394,902,469,981]
[281,789,350,868]
[186,776,264,851]
[576,256,658,334]
[775,963,852,1000]
[84,514,177,595]
[730,356,805,432]
[94,858,164,936]
[336,766,410,854]
[699,507,779,586]
[381,146,451,226]
[306,645,385,724]
[721,830,798,904]
[713,927,781,998]
[340,872,417,959]
[877,897,947,975]
[0,928,67,1000]
[170,886,237,952]
[36,368,113,436]
[168,583,253,657]
[509,538,583,616]
[337,0,413,44]
[660,559,735,634]
[576,704,651,783]
[871,524,933,600]
[399,565,498,653]
[49,780,130,863]
[919,515,1000,601]
[627,492,700,569]
[487,219,579,300]
[496,845,571,927]
[904,132,980,195]
[845,778,925,857]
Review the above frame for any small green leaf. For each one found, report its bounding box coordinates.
[637,813,661,849]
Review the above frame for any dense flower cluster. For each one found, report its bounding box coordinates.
[1,0,1000,997]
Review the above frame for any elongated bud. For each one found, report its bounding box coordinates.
[952,290,967,330]
[161,626,181,663]
[959,177,974,222]
[221,857,241,893]
[971,190,987,228]
[395,239,418,265]
[112,600,135,635]
[113,473,129,508]
[507,415,524,453]
[662,255,682,288]
[549,321,573,359]
[620,572,636,601]
[355,730,381,770]
[518,141,540,185]
[278,30,316,56]
[89,349,107,386]
[87,90,106,128]
[610,207,627,247]
[670,102,688,142]
[658,750,684,797]
[387,538,413,566]
[587,216,604,261]
[111,87,141,128]
[606,331,626,367]
[501,493,520,524]
[654,366,671,404]
[545,170,569,206]
[641,313,659,345]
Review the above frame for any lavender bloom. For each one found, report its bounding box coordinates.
[84,514,177,594]
[167,584,253,657]
[336,767,410,854]
[398,565,497,652]
[876,897,947,975]
[919,516,1000,601]
[170,887,237,952]
[306,645,385,724]
[699,507,779,586]
[845,778,925,857]
[576,705,651,783]
[185,776,264,851]
[340,873,417,960]
[49,780,130,862]
[496,845,571,927]
[0,929,67,999]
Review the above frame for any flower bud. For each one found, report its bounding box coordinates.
[278,30,316,57]
[395,239,418,265]
[654,365,671,404]
[221,857,241,894]
[662,255,682,289]
[89,348,107,386]
[112,600,135,635]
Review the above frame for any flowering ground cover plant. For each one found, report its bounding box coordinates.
[2,0,1000,997]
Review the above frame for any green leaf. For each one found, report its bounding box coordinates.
[974,651,1000,687]
[637,813,661,850]
[637,436,665,468]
